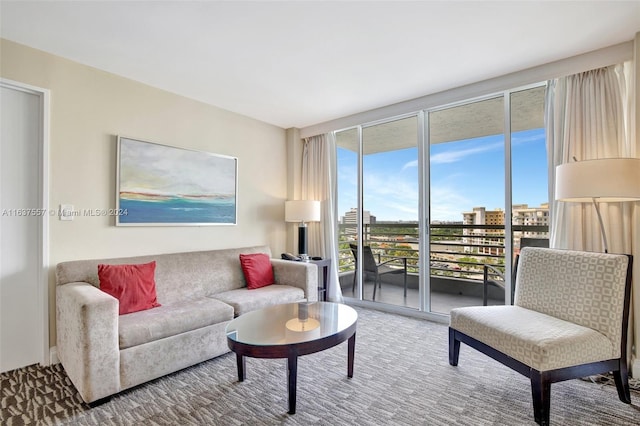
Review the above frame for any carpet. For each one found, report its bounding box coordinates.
[2,306,639,425]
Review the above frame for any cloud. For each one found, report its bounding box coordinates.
[512,131,545,146]
[431,140,503,164]
[401,159,418,171]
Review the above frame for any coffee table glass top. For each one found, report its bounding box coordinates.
[226,301,357,346]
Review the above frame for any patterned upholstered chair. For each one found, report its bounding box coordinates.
[482,237,549,306]
[449,247,633,426]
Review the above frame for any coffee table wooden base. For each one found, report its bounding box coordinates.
[230,331,357,414]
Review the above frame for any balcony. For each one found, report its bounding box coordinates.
[338,222,549,313]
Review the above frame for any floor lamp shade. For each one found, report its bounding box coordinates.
[285,200,321,257]
[555,158,640,252]
[555,158,640,202]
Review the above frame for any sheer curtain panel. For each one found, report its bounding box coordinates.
[302,134,343,303]
[546,63,638,368]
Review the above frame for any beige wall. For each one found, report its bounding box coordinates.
[1,39,289,347]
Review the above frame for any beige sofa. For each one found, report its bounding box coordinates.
[55,245,317,404]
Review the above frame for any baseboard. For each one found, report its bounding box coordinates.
[49,346,60,365]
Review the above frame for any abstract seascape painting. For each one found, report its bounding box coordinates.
[116,137,237,226]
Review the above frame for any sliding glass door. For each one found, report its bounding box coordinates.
[336,116,420,308]
[428,96,505,313]
[361,116,419,306]
[337,84,547,316]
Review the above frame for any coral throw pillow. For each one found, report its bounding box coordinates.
[239,253,275,289]
[98,261,161,315]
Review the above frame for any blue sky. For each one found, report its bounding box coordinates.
[337,128,548,222]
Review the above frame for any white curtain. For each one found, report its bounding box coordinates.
[302,133,344,303]
[547,64,636,253]
[546,62,638,364]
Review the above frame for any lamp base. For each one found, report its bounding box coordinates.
[297,224,308,257]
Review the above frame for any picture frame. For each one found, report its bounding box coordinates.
[116,136,237,226]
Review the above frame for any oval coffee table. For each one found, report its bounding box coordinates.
[226,301,358,414]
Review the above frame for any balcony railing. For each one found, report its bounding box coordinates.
[338,223,549,284]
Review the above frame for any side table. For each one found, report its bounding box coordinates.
[308,258,331,301]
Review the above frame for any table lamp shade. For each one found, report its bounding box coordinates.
[285,200,321,257]
[555,158,640,202]
[285,200,321,223]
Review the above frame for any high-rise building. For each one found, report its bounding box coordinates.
[461,204,549,255]
[512,203,549,249]
[512,203,549,231]
[342,208,376,236]
[462,207,505,255]
[342,208,376,225]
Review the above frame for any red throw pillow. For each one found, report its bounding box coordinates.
[98,261,161,315]
[239,253,275,289]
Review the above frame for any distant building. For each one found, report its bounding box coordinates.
[342,208,376,237]
[462,207,505,255]
[461,204,549,255]
[342,207,376,225]
[512,203,550,249]
[512,203,549,231]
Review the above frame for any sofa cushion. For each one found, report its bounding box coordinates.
[213,285,305,316]
[56,245,274,305]
[98,261,161,315]
[450,305,614,371]
[239,253,275,289]
[118,297,234,349]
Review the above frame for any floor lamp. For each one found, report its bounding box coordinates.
[285,200,321,260]
[555,158,640,253]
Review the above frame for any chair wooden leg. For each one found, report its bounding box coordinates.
[613,363,631,403]
[530,370,551,426]
[448,328,460,366]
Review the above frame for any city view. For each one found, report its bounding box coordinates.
[335,87,548,309]
[336,125,550,281]
[338,202,549,278]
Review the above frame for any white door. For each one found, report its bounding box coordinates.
[0,82,48,372]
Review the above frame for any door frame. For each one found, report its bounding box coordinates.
[1,78,51,366]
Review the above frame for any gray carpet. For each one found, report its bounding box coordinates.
[2,306,640,425]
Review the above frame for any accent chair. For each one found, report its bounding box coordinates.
[449,247,633,426]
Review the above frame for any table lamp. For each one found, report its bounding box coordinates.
[555,157,640,253]
[285,200,321,260]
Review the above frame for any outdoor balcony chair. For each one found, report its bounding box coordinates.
[350,244,407,300]
[482,237,549,306]
[450,247,633,426]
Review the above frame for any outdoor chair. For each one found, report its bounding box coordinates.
[350,244,407,300]
[482,237,549,306]
[450,247,633,426]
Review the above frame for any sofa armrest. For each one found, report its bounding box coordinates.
[56,282,120,403]
[271,259,318,302]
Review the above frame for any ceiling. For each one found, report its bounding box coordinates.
[337,85,545,154]
[1,1,639,130]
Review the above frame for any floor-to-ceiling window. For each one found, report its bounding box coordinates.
[428,96,505,314]
[336,116,420,307]
[337,83,547,316]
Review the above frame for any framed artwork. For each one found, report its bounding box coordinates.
[116,136,237,226]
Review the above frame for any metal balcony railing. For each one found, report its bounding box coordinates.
[338,223,549,284]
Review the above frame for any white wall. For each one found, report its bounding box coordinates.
[0,39,289,347]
